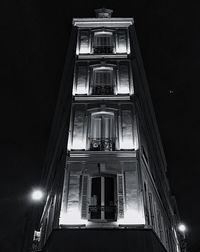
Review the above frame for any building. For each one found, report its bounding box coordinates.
[34,8,181,252]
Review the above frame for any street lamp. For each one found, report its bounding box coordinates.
[178,223,187,233]
[177,223,187,252]
[30,188,44,202]
[22,188,45,252]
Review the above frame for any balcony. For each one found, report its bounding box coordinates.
[90,138,115,151]
[92,85,113,95]
[94,46,113,54]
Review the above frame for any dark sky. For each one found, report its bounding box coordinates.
[1,1,200,251]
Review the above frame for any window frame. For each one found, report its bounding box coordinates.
[87,109,119,151]
[88,174,117,222]
[89,65,117,95]
[91,28,116,54]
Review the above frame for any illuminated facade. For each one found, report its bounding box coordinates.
[35,9,181,252]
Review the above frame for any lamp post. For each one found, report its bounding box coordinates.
[178,223,187,252]
[21,188,45,252]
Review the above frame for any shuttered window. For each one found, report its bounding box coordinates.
[93,32,114,54]
[78,29,129,55]
[89,176,117,221]
[74,61,131,96]
[95,70,112,86]
[90,112,115,151]
[92,68,114,95]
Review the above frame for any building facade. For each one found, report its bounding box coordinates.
[35,9,181,252]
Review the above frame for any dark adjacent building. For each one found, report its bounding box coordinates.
[32,9,181,252]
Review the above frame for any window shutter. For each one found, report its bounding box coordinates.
[125,170,138,210]
[124,165,145,224]
[81,175,89,219]
[79,30,90,54]
[148,193,155,229]
[120,110,134,149]
[116,29,127,53]
[76,64,88,95]
[157,211,164,241]
[72,109,86,150]
[67,174,80,213]
[117,174,124,218]
[118,62,129,94]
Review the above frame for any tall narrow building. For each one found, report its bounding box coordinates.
[34,9,181,252]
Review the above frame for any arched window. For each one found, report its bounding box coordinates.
[89,111,116,151]
[93,31,114,54]
[91,66,115,95]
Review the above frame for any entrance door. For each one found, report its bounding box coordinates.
[89,176,117,221]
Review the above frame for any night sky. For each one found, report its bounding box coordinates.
[1,1,200,251]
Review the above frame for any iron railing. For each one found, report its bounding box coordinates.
[90,138,115,151]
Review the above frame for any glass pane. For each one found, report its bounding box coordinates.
[105,177,116,220]
[90,177,101,219]
[102,117,110,138]
[94,33,113,54]
[90,113,115,151]
[91,118,101,139]
[93,69,113,95]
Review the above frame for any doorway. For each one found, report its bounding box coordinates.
[89,175,117,221]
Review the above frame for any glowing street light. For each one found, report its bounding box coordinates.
[178,223,186,233]
[31,189,44,202]
[178,223,187,240]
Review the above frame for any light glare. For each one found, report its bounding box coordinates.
[178,223,186,233]
[31,189,44,201]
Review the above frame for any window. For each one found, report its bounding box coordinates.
[78,28,129,55]
[89,175,117,221]
[89,112,115,151]
[74,61,131,96]
[93,31,114,54]
[91,67,114,95]
[70,105,136,152]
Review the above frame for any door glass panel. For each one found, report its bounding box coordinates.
[90,177,101,219]
[105,177,116,220]
[89,176,116,222]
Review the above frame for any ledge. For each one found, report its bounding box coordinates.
[77,54,129,59]
[68,150,136,159]
[74,95,131,101]
[73,18,134,28]
[41,228,167,252]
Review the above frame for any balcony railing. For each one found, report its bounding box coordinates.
[89,205,117,213]
[92,85,113,95]
[93,46,113,54]
[90,138,115,151]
